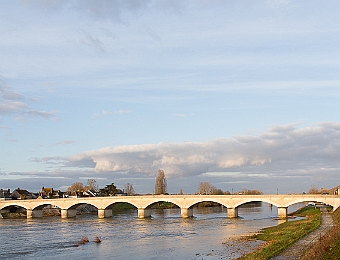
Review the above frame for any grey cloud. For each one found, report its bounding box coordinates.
[79,30,106,53]
[24,0,152,22]
[25,110,59,120]
[24,0,184,22]
[75,0,151,22]
[0,85,27,114]
[0,83,58,120]
[25,122,340,193]
[0,101,27,115]
[1,90,24,100]
[59,122,340,180]
[30,156,67,165]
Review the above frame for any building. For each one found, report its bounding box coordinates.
[0,189,11,200]
[10,188,37,200]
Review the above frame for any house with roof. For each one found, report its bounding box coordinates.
[325,185,340,195]
[39,187,64,199]
[115,189,127,196]
[40,187,54,198]
[10,188,37,200]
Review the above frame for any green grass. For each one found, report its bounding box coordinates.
[150,202,179,209]
[238,207,321,260]
[111,203,136,213]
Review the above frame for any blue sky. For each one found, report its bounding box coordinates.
[1,0,340,194]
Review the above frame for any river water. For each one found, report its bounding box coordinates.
[0,202,305,260]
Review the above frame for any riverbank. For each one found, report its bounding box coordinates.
[273,206,333,259]
[236,206,322,260]
[300,206,340,259]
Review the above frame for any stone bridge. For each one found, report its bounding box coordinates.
[1,194,339,219]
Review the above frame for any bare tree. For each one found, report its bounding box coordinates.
[198,182,216,195]
[212,188,224,195]
[239,188,263,195]
[154,169,167,195]
[124,183,135,195]
[67,182,85,192]
[197,182,226,195]
[308,185,320,194]
[87,179,98,191]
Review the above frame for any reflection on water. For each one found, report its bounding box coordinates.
[0,202,306,260]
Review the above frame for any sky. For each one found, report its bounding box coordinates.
[0,0,340,195]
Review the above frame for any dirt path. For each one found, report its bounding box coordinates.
[271,206,335,260]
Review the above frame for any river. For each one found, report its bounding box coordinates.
[0,202,305,259]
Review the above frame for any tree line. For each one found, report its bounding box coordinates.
[66,169,263,196]
[67,179,136,196]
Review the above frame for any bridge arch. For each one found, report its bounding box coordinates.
[233,198,281,208]
[0,204,27,218]
[144,200,181,210]
[186,200,229,209]
[278,197,333,208]
[0,202,29,210]
[103,201,138,210]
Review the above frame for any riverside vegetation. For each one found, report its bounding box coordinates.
[301,206,340,259]
[237,207,322,260]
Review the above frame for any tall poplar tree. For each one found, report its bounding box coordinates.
[154,169,167,195]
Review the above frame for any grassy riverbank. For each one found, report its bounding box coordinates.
[111,203,137,213]
[300,206,340,259]
[237,207,321,260]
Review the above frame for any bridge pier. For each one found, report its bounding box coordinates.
[61,209,77,218]
[138,208,151,219]
[98,209,113,218]
[0,208,9,218]
[278,207,288,219]
[180,208,193,218]
[227,207,238,218]
[26,209,42,218]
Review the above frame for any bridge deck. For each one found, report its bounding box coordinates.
[1,194,339,219]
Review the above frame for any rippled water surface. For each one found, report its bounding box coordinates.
[0,203,304,259]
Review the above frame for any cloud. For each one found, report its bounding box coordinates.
[52,140,76,146]
[1,90,24,100]
[23,0,154,22]
[35,122,340,181]
[25,110,59,120]
[0,85,26,114]
[93,110,131,117]
[30,156,67,165]
[0,101,27,115]
[79,30,106,53]
[0,83,58,120]
[103,110,131,116]
[4,122,337,193]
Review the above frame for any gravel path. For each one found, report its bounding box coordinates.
[271,206,335,260]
